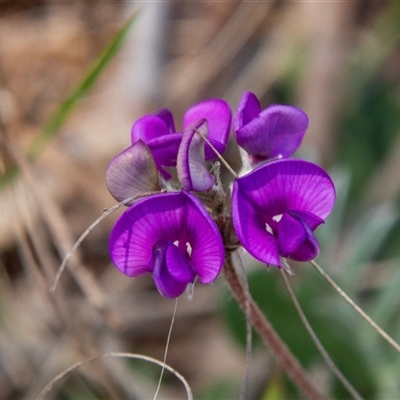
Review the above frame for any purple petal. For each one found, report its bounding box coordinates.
[290,210,324,231]
[276,211,319,260]
[183,99,232,160]
[131,114,171,144]
[235,104,308,160]
[155,108,175,133]
[109,191,224,284]
[233,91,261,131]
[165,243,196,283]
[277,212,307,256]
[177,119,215,191]
[183,192,225,283]
[289,234,320,262]
[235,159,335,221]
[130,111,181,179]
[152,240,195,298]
[147,133,183,179]
[232,180,281,266]
[105,140,160,204]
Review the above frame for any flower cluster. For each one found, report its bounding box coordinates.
[106,93,335,298]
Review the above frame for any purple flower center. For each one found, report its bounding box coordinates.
[151,240,196,298]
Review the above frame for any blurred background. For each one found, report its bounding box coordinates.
[1,1,400,398]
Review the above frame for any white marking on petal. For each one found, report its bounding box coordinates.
[265,223,274,234]
[272,214,283,222]
[186,242,192,257]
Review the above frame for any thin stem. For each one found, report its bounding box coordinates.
[50,190,165,292]
[224,254,325,400]
[310,260,400,354]
[36,352,193,400]
[194,127,238,178]
[154,298,178,400]
[279,268,364,400]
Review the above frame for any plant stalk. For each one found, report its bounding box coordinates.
[223,254,325,400]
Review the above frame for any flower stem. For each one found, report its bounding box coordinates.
[232,252,252,400]
[223,254,325,399]
[310,260,400,354]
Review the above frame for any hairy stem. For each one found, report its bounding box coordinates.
[223,254,325,400]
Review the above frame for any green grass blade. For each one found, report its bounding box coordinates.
[28,13,137,158]
[0,12,138,190]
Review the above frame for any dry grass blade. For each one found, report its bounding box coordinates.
[36,352,193,400]
[168,2,272,104]
[51,190,164,292]
[3,138,107,309]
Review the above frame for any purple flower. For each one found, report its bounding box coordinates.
[234,92,308,164]
[109,190,224,298]
[232,159,335,267]
[130,100,231,179]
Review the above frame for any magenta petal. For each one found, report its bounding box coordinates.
[105,140,160,204]
[131,114,171,143]
[237,159,335,221]
[177,119,215,191]
[184,192,225,282]
[165,243,196,283]
[183,99,232,160]
[130,111,181,179]
[109,192,186,278]
[153,266,187,298]
[235,104,308,160]
[155,108,175,133]
[277,212,306,257]
[152,240,194,298]
[232,180,281,266]
[233,91,261,131]
[277,212,305,256]
[290,233,320,262]
[277,211,320,261]
[109,190,224,285]
[147,133,183,179]
[290,210,324,230]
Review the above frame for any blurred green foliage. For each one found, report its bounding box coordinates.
[222,268,377,399]
[338,79,400,208]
